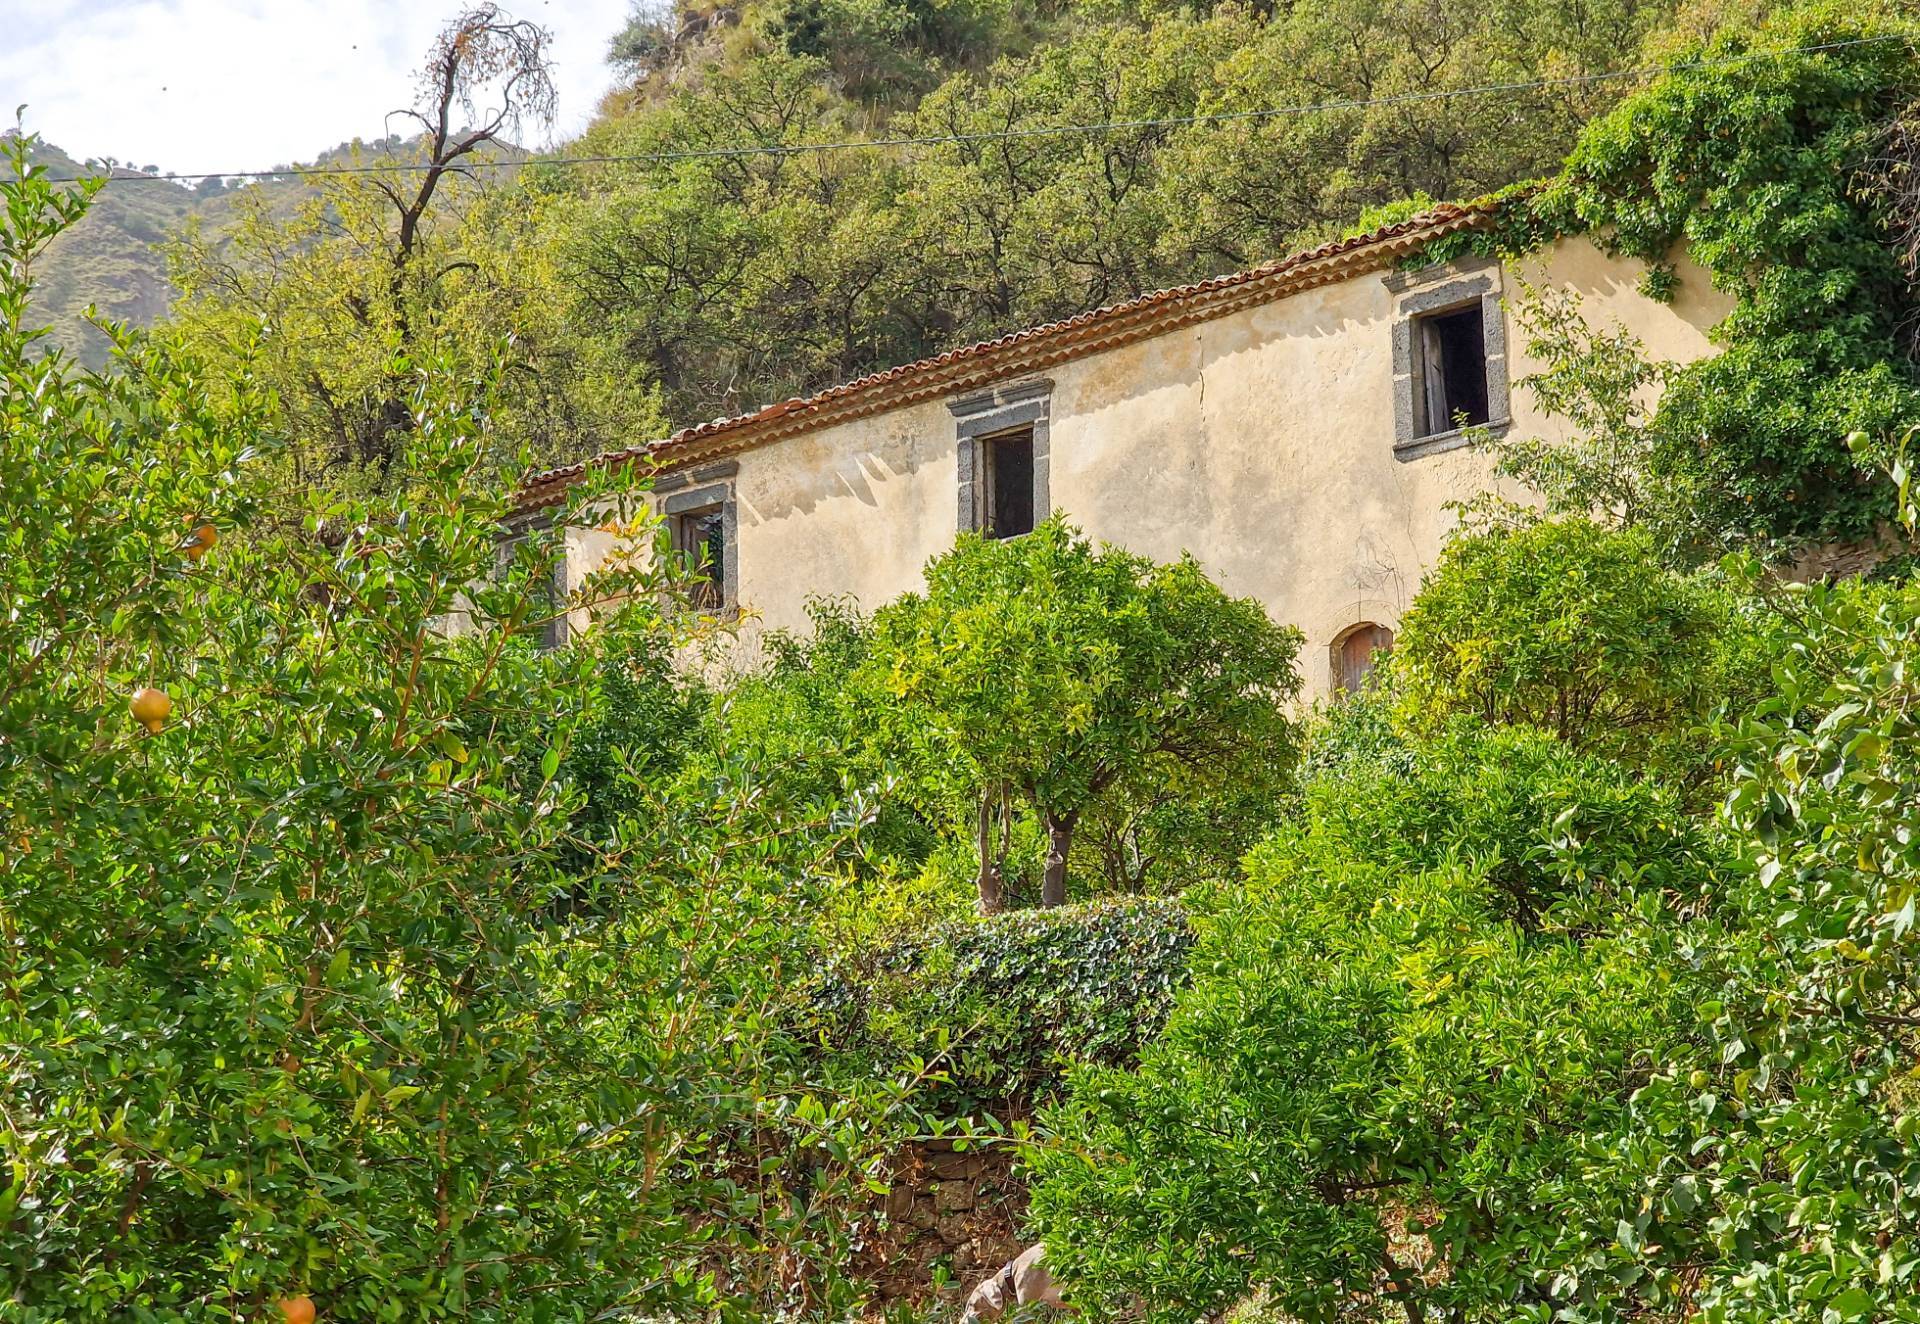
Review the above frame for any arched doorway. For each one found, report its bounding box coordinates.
[1333,622,1395,695]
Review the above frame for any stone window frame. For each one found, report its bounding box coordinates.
[654,460,741,615]
[948,378,1052,535]
[1385,256,1511,462]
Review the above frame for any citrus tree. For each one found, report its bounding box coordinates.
[1027,485,1920,1323]
[862,518,1303,910]
[0,134,905,1322]
[1680,505,1920,1321]
[1026,725,1726,1323]
[1390,516,1770,784]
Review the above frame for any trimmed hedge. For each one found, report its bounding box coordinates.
[803,898,1193,1108]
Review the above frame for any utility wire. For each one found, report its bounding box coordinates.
[41,33,1910,186]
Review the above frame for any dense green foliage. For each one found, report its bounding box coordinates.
[805,897,1193,1108]
[863,518,1302,908]
[1030,729,1721,1322]
[1390,517,1770,778]
[0,141,910,1322]
[1422,3,1920,555]
[0,147,1306,1309]
[1544,5,1920,550]
[165,162,632,494]
[1023,503,1920,1321]
[674,596,945,887]
[29,3,1920,1319]
[1689,561,1920,1321]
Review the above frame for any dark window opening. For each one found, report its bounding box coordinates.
[1336,623,1394,695]
[674,507,727,610]
[984,430,1035,539]
[1418,304,1490,437]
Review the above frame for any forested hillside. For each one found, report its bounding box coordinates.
[551,0,1722,426]
[20,135,436,368]
[37,0,1816,478]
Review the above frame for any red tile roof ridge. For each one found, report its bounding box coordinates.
[517,200,1492,509]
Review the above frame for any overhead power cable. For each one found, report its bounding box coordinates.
[39,33,1909,186]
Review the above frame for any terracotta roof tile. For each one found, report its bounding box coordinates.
[517,201,1491,509]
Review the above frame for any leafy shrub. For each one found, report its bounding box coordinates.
[686,595,944,877]
[1672,559,1920,1322]
[1306,721,1725,926]
[0,148,908,1322]
[681,527,1302,922]
[804,897,1194,1109]
[517,629,707,863]
[1025,737,1724,1322]
[1391,517,1768,780]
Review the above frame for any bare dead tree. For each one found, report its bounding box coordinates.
[359,5,557,470]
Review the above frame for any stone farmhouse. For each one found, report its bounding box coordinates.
[518,202,1729,697]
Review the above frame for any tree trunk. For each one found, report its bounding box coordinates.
[1041,809,1076,908]
[1383,1249,1426,1324]
[975,790,1005,915]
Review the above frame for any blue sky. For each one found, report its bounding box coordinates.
[1,0,636,173]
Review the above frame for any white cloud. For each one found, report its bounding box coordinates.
[0,0,633,172]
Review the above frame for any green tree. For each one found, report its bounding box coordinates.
[1670,475,1920,1320]
[1027,451,1920,1324]
[863,517,1302,910]
[1470,284,1699,554]
[0,135,904,1322]
[553,0,1748,440]
[167,7,658,501]
[1027,725,1725,1323]
[1534,1,1920,549]
[1390,517,1766,777]
[549,51,931,426]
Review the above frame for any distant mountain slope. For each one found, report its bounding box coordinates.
[22,139,209,366]
[19,135,466,368]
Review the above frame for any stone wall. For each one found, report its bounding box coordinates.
[1785,524,1910,583]
[855,1138,1028,1312]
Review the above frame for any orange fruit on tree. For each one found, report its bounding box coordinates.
[182,522,218,562]
[275,1296,316,1324]
[130,687,171,735]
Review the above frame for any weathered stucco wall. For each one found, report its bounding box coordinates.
[730,396,960,633]
[592,235,1731,695]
